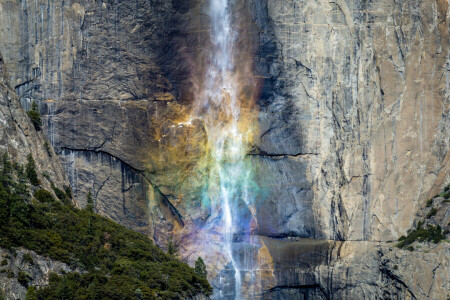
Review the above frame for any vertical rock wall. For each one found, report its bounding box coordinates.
[248,0,449,241]
[0,0,449,297]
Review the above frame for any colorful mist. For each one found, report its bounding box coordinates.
[189,0,260,297]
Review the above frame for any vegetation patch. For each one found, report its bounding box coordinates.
[26,102,41,131]
[0,153,211,299]
[397,221,445,249]
[426,207,437,219]
[22,253,34,265]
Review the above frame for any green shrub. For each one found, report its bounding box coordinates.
[43,142,52,157]
[51,183,70,204]
[26,154,40,186]
[23,253,34,265]
[393,264,398,270]
[41,172,50,181]
[27,102,41,131]
[426,208,437,219]
[25,286,38,300]
[34,189,54,203]
[18,271,31,287]
[0,259,7,267]
[64,186,72,199]
[396,223,445,249]
[426,199,433,207]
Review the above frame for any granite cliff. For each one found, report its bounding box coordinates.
[0,0,448,298]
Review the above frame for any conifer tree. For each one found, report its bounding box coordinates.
[86,190,94,213]
[26,154,40,186]
[167,237,178,257]
[195,257,207,278]
[27,101,41,130]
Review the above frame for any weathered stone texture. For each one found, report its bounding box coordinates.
[249,0,449,241]
[0,0,448,298]
[0,247,75,300]
[0,51,68,193]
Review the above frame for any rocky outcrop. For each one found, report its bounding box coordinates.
[0,248,74,300]
[0,51,68,194]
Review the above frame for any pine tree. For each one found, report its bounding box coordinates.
[27,102,41,130]
[86,190,94,213]
[26,154,40,186]
[194,257,207,278]
[167,237,178,257]
[0,153,14,189]
[86,190,95,235]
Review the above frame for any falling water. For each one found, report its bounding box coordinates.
[193,0,257,297]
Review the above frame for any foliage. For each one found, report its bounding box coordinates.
[18,271,31,287]
[0,289,5,300]
[64,185,72,199]
[426,208,437,219]
[86,190,94,213]
[397,221,445,249]
[25,287,38,300]
[194,257,207,279]
[0,153,211,299]
[27,102,41,131]
[167,238,178,257]
[51,183,71,205]
[23,253,34,265]
[426,198,433,207]
[26,154,40,186]
[34,189,54,203]
[441,184,450,199]
[43,142,52,157]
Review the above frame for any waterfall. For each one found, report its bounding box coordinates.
[193,0,256,297]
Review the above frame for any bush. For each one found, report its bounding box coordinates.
[51,184,70,205]
[396,222,445,249]
[426,198,433,207]
[0,259,7,267]
[64,186,72,199]
[43,142,51,157]
[25,286,38,300]
[426,208,437,219]
[23,253,34,265]
[34,189,54,203]
[18,271,31,287]
[27,102,41,131]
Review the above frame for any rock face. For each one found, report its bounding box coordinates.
[0,51,68,194]
[248,0,449,241]
[0,247,74,300]
[0,0,448,298]
[224,237,448,300]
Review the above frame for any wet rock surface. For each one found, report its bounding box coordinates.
[0,0,448,298]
